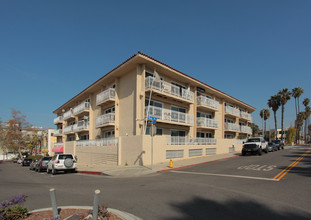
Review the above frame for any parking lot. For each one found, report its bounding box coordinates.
[1,145,311,220]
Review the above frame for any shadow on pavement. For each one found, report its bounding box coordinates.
[166,196,311,220]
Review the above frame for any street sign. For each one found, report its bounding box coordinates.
[147,116,157,124]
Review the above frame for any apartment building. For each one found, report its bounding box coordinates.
[52,52,255,167]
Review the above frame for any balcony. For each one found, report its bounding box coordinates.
[145,76,194,103]
[53,116,63,124]
[73,121,89,132]
[96,88,115,106]
[53,129,62,136]
[167,136,216,145]
[72,102,89,116]
[53,142,64,147]
[240,125,252,134]
[225,106,240,117]
[76,137,118,147]
[225,122,240,132]
[240,111,252,121]
[145,106,194,125]
[63,110,74,120]
[197,117,219,129]
[63,125,74,134]
[96,113,115,128]
[197,96,219,111]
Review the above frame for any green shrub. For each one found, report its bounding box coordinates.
[28,155,43,161]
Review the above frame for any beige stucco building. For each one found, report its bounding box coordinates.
[52,52,256,167]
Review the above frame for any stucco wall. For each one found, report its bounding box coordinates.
[76,145,118,166]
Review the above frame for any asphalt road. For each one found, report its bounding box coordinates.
[1,145,311,220]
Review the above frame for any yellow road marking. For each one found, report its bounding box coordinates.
[273,149,311,180]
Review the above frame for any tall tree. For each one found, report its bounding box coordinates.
[268,95,281,140]
[292,88,304,143]
[5,109,32,158]
[249,123,259,137]
[278,89,291,140]
[260,109,270,135]
[302,98,310,143]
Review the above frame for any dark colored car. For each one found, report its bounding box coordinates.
[29,160,39,170]
[272,139,284,150]
[35,157,52,172]
[267,142,277,152]
[21,158,32,166]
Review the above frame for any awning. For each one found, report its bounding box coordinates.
[52,146,64,153]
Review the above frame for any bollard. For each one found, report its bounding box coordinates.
[169,159,173,168]
[93,189,101,220]
[49,188,58,218]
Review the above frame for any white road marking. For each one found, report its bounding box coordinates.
[171,170,279,181]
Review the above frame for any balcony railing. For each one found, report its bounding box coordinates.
[53,116,63,124]
[240,111,252,120]
[72,102,90,115]
[145,106,194,125]
[73,121,89,132]
[63,125,73,134]
[225,106,240,117]
[225,122,240,131]
[240,125,252,134]
[167,136,216,145]
[197,117,219,128]
[76,137,118,147]
[53,129,62,136]
[197,96,219,110]
[96,88,115,105]
[63,110,73,120]
[96,113,115,127]
[53,142,64,147]
[145,76,194,102]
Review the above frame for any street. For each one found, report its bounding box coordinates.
[1,145,311,220]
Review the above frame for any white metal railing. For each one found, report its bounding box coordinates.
[167,136,216,145]
[63,110,73,120]
[197,96,219,110]
[53,129,62,136]
[240,125,252,134]
[225,122,240,131]
[96,113,115,127]
[240,111,252,120]
[73,121,89,132]
[76,137,118,146]
[225,106,240,117]
[53,116,63,124]
[73,102,90,115]
[145,106,194,125]
[53,142,64,147]
[145,76,194,102]
[63,125,73,134]
[197,117,219,128]
[96,88,115,105]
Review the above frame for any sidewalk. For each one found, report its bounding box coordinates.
[76,152,239,177]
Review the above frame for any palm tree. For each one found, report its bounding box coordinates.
[292,87,304,143]
[278,89,291,140]
[260,109,270,137]
[302,98,310,142]
[268,95,281,140]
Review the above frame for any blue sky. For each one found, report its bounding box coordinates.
[0,0,310,130]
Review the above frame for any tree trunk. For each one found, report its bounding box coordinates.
[281,105,284,140]
[274,111,277,141]
[295,98,298,144]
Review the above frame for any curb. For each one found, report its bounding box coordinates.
[29,206,142,220]
[157,155,239,173]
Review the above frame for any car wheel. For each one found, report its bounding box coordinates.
[258,148,262,156]
[265,148,269,153]
[242,151,246,156]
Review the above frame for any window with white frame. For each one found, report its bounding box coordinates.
[225,133,235,139]
[145,100,162,108]
[171,106,186,113]
[197,92,212,99]
[79,134,89,140]
[197,112,212,119]
[225,118,234,123]
[197,132,213,138]
[104,107,115,114]
[104,130,115,138]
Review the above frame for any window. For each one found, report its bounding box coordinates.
[171,106,186,113]
[145,100,162,108]
[197,92,212,99]
[197,132,213,138]
[104,107,115,114]
[225,133,235,139]
[197,112,212,119]
[172,82,186,96]
[239,122,246,126]
[104,130,115,138]
[79,134,89,140]
[171,129,186,137]
[225,118,234,123]
[146,127,163,135]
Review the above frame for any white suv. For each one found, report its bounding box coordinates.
[47,154,76,175]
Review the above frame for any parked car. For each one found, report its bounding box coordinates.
[29,160,39,170]
[242,137,268,156]
[13,158,19,163]
[35,157,52,172]
[21,158,32,166]
[17,158,23,164]
[267,142,277,152]
[272,139,284,150]
[47,154,76,175]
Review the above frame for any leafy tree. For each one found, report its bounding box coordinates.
[260,109,270,134]
[268,94,281,140]
[286,127,296,145]
[249,123,259,137]
[302,98,310,143]
[278,89,291,140]
[5,109,32,158]
[292,87,304,143]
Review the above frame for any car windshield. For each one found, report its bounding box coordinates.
[42,157,52,160]
[247,138,260,142]
[58,155,73,160]
[24,159,32,161]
